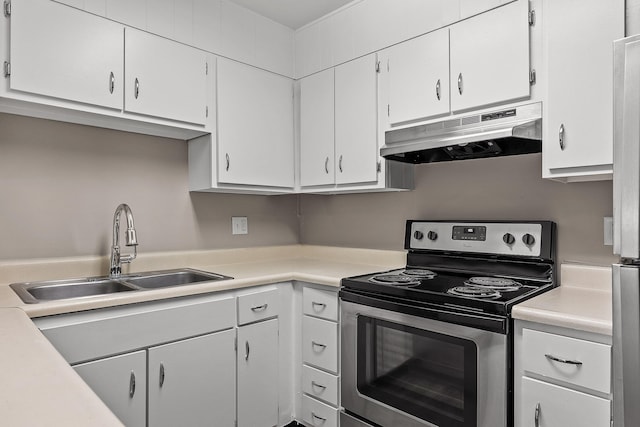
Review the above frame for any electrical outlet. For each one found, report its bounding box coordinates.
[604,217,613,246]
[232,216,248,235]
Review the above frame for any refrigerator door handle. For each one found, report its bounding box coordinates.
[613,36,640,257]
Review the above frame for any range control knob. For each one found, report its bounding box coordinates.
[522,233,536,246]
[503,233,515,245]
[414,230,424,240]
[427,231,438,241]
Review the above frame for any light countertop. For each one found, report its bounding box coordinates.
[512,263,612,336]
[0,245,612,425]
[0,244,404,426]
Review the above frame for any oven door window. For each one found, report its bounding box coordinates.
[357,316,478,427]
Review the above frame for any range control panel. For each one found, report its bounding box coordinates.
[408,221,543,257]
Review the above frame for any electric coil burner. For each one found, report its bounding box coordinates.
[340,220,556,427]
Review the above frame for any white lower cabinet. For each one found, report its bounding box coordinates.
[300,285,341,427]
[520,377,610,427]
[515,320,612,427]
[237,318,280,427]
[148,330,237,427]
[74,350,147,427]
[302,394,339,427]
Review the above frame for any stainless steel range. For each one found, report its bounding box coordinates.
[340,220,556,427]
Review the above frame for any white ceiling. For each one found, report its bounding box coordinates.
[228,0,354,30]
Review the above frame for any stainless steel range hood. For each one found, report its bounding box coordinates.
[381,102,542,164]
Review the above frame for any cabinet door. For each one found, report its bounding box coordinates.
[450,0,530,112]
[218,58,295,188]
[237,319,279,427]
[10,0,123,110]
[386,28,450,125]
[520,377,610,427]
[542,0,624,173]
[124,28,208,125]
[335,53,379,185]
[73,350,146,427]
[148,329,236,427]
[300,69,335,187]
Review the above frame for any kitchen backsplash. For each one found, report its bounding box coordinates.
[299,153,616,266]
[0,117,615,267]
[0,113,299,260]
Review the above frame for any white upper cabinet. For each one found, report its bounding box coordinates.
[300,69,335,187]
[449,0,531,113]
[10,0,124,110]
[124,28,208,125]
[385,27,450,126]
[217,58,295,189]
[541,0,624,181]
[335,53,379,185]
[297,53,413,193]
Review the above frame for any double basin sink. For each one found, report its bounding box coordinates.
[10,268,233,304]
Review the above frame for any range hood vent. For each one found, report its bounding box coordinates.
[381,102,542,164]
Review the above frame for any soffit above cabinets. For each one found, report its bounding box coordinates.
[227,0,354,29]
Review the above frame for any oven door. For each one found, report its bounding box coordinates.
[341,300,508,427]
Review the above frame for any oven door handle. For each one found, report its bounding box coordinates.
[340,288,508,334]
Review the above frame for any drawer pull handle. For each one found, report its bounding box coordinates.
[245,341,250,361]
[129,371,136,398]
[311,381,327,391]
[311,412,327,424]
[544,353,583,366]
[159,362,165,387]
[312,301,326,311]
[534,403,540,427]
[251,304,268,312]
[312,341,327,350]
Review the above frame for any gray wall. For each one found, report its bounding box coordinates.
[0,113,299,260]
[299,154,616,266]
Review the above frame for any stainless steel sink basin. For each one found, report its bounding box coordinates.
[11,279,137,304]
[10,268,233,304]
[123,269,230,289]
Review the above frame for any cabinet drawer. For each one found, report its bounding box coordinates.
[302,395,339,427]
[520,377,610,427]
[303,287,338,321]
[303,316,338,374]
[522,329,611,394]
[302,365,339,407]
[237,287,279,325]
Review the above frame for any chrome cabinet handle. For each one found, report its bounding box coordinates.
[159,362,165,387]
[338,155,343,173]
[311,412,327,424]
[311,381,326,391]
[436,79,441,100]
[134,78,140,99]
[458,73,463,95]
[312,341,326,350]
[225,153,230,171]
[324,157,329,174]
[251,304,268,312]
[245,341,250,361]
[109,72,115,94]
[129,371,136,398]
[545,353,583,365]
[534,403,540,427]
[312,301,326,311]
[559,124,566,150]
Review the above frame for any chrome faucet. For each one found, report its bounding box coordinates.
[109,203,138,278]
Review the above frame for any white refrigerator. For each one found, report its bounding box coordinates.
[613,33,640,427]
